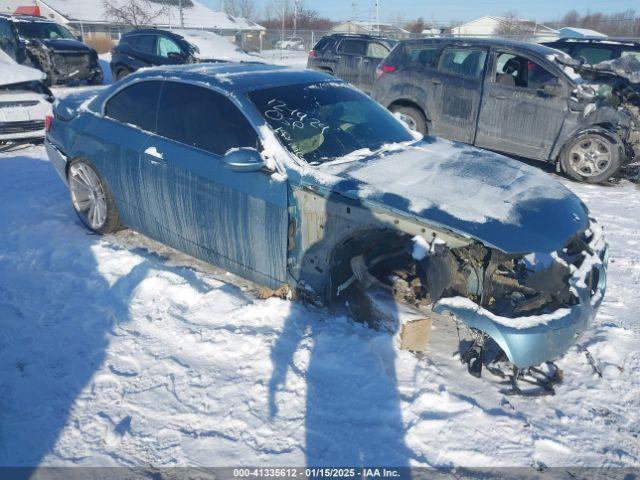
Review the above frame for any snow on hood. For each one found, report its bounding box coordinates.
[592,55,640,84]
[306,137,589,254]
[0,50,45,85]
[173,29,260,62]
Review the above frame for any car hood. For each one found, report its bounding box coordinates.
[304,138,589,254]
[33,38,92,53]
[0,49,45,85]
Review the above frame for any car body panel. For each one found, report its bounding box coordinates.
[46,64,606,369]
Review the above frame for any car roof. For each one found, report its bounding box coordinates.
[545,37,640,47]
[128,63,335,93]
[402,36,560,57]
[0,13,54,23]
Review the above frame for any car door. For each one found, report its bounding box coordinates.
[88,80,163,231]
[155,34,186,65]
[138,81,288,286]
[359,41,391,93]
[428,46,487,143]
[476,51,568,160]
[0,18,19,61]
[125,34,159,66]
[335,38,368,86]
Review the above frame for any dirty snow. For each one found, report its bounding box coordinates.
[0,145,639,469]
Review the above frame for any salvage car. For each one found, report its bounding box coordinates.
[110,28,260,80]
[275,36,306,51]
[0,49,53,147]
[372,37,639,183]
[307,33,397,93]
[1,14,102,86]
[45,64,607,395]
[543,37,640,65]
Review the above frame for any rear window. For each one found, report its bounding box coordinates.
[405,46,438,67]
[438,47,487,78]
[574,46,614,64]
[105,81,162,131]
[312,36,333,51]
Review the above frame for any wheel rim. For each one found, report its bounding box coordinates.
[396,112,418,131]
[568,135,612,177]
[69,163,107,230]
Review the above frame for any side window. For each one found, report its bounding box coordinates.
[339,39,367,56]
[157,82,258,156]
[574,46,614,64]
[157,36,182,58]
[494,52,557,90]
[366,42,389,59]
[0,20,14,43]
[621,50,640,62]
[105,81,162,131]
[406,46,438,68]
[439,47,487,78]
[129,35,155,54]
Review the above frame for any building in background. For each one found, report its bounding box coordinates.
[558,27,607,39]
[1,0,264,51]
[450,15,558,42]
[331,20,410,39]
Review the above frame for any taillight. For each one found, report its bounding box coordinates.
[376,64,397,80]
[45,114,53,133]
[308,50,315,58]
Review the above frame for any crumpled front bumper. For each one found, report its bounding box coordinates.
[433,222,608,368]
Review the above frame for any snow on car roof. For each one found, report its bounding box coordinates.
[0,49,45,85]
[171,29,259,62]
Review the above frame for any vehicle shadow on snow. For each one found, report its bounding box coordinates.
[0,156,201,474]
[268,186,414,467]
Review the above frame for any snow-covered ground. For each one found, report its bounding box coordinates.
[0,144,638,468]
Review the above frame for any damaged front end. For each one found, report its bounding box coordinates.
[25,41,102,86]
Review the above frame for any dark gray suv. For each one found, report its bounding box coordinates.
[307,34,397,93]
[372,38,639,183]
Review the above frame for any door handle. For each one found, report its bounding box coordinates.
[143,146,166,166]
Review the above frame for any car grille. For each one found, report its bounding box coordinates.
[0,120,45,134]
[0,100,40,108]
[52,52,93,78]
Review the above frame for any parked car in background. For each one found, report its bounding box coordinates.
[0,49,53,146]
[307,34,397,93]
[543,38,640,64]
[0,15,27,63]
[372,37,639,183]
[110,28,261,81]
[1,14,102,86]
[45,64,607,394]
[275,36,305,51]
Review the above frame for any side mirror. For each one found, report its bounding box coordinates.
[167,51,183,60]
[76,35,83,42]
[222,148,266,172]
[540,82,563,97]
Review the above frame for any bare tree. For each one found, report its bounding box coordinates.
[102,0,168,27]
[493,11,537,40]
[224,0,257,20]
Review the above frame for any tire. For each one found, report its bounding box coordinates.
[115,68,129,81]
[67,158,121,234]
[389,105,428,135]
[560,130,623,184]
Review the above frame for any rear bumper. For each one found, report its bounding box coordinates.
[434,223,608,368]
[45,137,69,186]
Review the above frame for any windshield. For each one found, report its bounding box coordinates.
[248,82,414,164]
[15,22,75,40]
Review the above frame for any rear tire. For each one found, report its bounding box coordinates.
[67,158,121,234]
[560,130,623,184]
[389,105,427,135]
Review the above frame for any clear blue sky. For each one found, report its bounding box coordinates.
[201,0,639,24]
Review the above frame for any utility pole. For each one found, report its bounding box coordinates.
[293,0,299,35]
[375,0,380,36]
[178,0,185,27]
